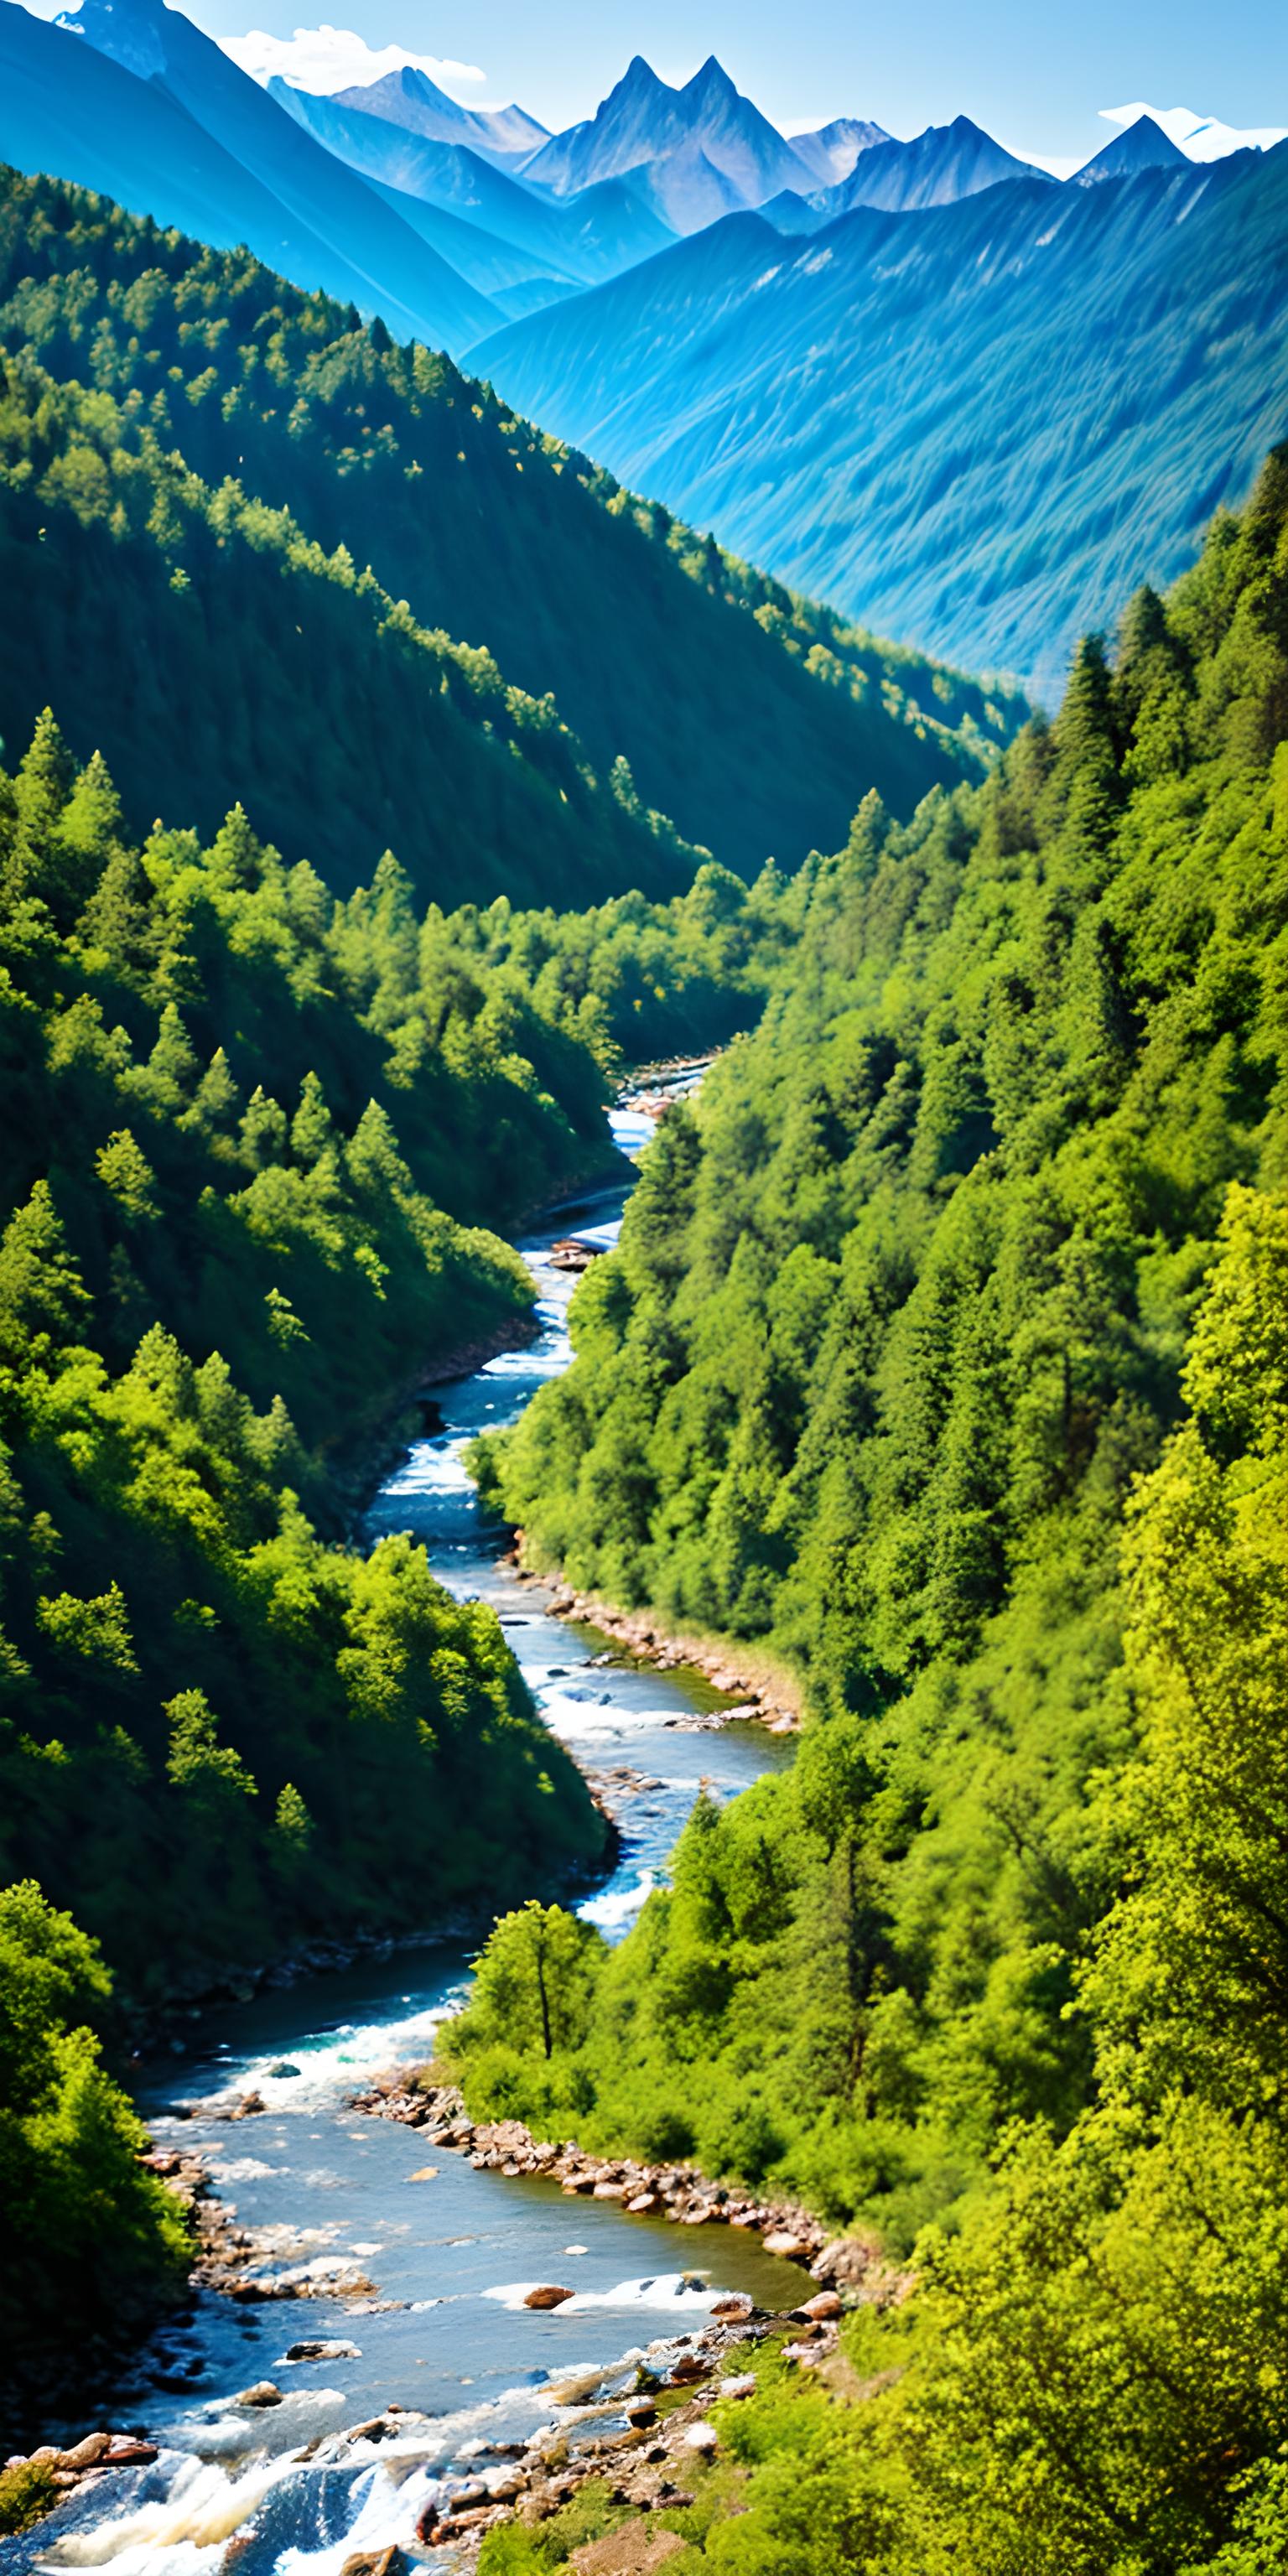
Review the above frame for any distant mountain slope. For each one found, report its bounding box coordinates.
[273,81,674,286]
[623,134,748,233]
[0,164,1021,901]
[330,62,547,164]
[0,0,498,352]
[768,113,1052,229]
[830,112,1052,209]
[1073,112,1189,184]
[787,116,891,185]
[0,358,697,913]
[521,55,815,227]
[474,150,1288,700]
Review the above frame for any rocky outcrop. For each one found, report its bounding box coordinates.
[138,2137,376,2308]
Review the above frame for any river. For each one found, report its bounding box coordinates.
[15,1083,797,2576]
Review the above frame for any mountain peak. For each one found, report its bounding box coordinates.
[1074,112,1190,184]
[56,0,169,80]
[617,54,667,95]
[685,55,737,99]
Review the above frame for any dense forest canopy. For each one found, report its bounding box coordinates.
[455,452,1288,2568]
[0,704,823,1997]
[0,680,840,2412]
[0,704,634,1990]
[0,164,1021,901]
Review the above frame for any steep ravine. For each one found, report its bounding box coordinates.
[13,1081,802,2575]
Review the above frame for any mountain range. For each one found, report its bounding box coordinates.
[329,62,549,164]
[270,79,675,308]
[0,0,499,351]
[3,0,1285,694]
[765,112,1054,229]
[0,158,1013,906]
[514,53,840,232]
[474,142,1288,699]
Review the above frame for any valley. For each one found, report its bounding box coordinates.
[5,1122,808,2570]
[0,11,1285,2569]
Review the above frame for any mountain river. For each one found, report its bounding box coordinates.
[13,1078,798,2576]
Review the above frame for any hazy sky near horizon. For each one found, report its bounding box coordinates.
[171,0,1288,164]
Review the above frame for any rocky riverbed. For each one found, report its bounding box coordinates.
[347,2080,891,2294]
[509,1573,802,1733]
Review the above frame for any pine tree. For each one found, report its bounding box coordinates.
[290,1068,335,1167]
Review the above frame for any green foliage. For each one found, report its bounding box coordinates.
[443,1899,606,2128]
[461,1901,604,2059]
[0,708,636,1995]
[0,1881,190,2413]
[475,1181,1288,2565]
[0,2458,59,2535]
[470,454,1288,2309]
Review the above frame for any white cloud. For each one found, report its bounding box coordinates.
[217,23,486,96]
[1099,101,1288,161]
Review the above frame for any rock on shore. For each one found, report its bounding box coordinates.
[512,1571,801,1733]
[346,2077,903,2303]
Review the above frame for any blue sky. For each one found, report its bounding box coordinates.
[176,0,1287,164]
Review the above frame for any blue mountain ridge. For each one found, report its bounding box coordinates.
[25,0,499,351]
[0,3,492,351]
[330,62,548,164]
[271,81,675,289]
[470,147,1288,700]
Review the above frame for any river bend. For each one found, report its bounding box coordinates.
[16,1083,796,2576]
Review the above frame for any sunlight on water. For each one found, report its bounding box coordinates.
[483,2270,719,2316]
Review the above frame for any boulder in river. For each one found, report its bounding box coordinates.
[283,2340,361,2362]
[524,2283,575,2309]
[340,2550,406,2576]
[233,2381,283,2408]
[548,1238,605,1273]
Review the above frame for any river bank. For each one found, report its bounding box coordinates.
[1,1072,813,2573]
[349,2079,891,2297]
[513,1571,804,1733]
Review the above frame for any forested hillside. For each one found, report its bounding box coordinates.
[0,686,818,2402]
[0,707,630,1992]
[0,166,1013,898]
[460,453,1288,2563]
